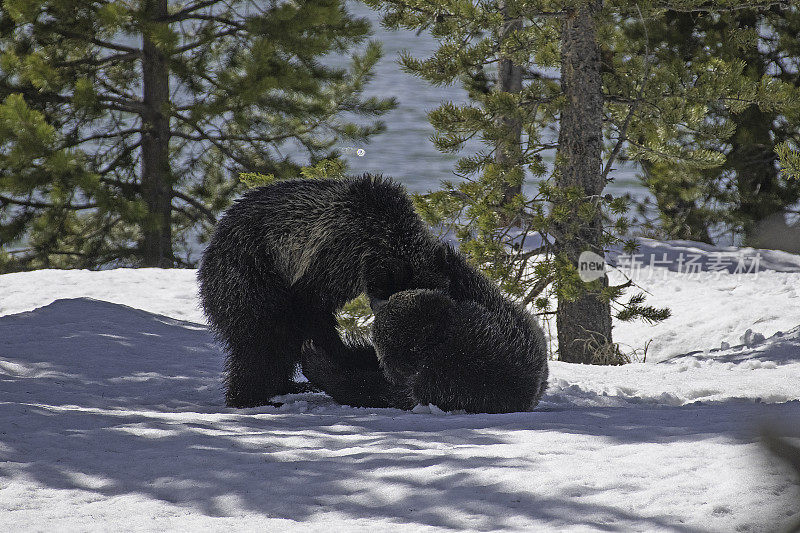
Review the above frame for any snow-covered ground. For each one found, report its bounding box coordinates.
[1,240,799,532]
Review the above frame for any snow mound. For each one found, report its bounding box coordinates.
[544,325,800,408]
[1,258,800,531]
[0,298,222,410]
[607,238,800,273]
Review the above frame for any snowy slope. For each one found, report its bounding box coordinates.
[1,241,799,532]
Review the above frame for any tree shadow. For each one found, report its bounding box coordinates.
[1,298,798,531]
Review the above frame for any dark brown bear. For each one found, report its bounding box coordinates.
[198,175,448,407]
[199,174,549,413]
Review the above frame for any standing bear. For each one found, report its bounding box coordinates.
[198,174,549,412]
[198,175,449,407]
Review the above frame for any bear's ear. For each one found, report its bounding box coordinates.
[432,242,453,270]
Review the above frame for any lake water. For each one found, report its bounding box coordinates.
[335,1,650,201]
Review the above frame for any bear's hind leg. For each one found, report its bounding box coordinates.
[210,271,302,408]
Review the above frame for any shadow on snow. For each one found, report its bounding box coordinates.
[1,298,797,530]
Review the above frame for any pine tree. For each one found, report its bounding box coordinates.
[0,0,394,271]
[628,5,800,246]
[553,0,612,363]
[364,0,788,363]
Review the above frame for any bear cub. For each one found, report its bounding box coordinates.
[373,288,548,413]
[302,262,549,413]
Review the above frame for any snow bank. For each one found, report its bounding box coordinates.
[1,240,799,531]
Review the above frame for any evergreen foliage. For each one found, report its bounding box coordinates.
[778,143,800,181]
[0,0,394,271]
[627,5,800,246]
[363,0,791,362]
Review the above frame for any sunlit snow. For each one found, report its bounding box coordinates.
[1,240,798,531]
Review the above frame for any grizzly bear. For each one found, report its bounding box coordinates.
[302,263,549,413]
[198,175,448,407]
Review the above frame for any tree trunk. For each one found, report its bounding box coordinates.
[140,0,173,267]
[555,2,612,364]
[496,0,524,209]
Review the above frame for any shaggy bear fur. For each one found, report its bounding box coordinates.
[197,175,449,407]
[301,249,549,413]
[298,338,418,410]
[374,289,548,413]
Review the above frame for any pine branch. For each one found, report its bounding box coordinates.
[171,190,217,224]
[95,78,142,104]
[159,0,219,22]
[602,5,651,181]
[98,176,140,194]
[169,14,245,28]
[0,81,141,115]
[172,113,252,168]
[0,195,97,210]
[0,84,70,104]
[97,140,142,175]
[50,29,141,54]
[652,1,791,14]
[169,130,304,144]
[62,128,143,148]
[173,28,243,54]
[55,51,141,68]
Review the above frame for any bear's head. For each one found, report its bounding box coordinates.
[362,243,452,302]
[369,289,454,385]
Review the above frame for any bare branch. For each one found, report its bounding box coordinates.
[522,273,554,306]
[516,243,549,261]
[95,100,146,114]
